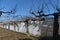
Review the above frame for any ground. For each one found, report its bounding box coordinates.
[0,27,38,40]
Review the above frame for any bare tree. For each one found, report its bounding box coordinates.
[0,4,17,16]
[30,0,60,40]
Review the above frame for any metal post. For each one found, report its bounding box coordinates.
[8,23,10,30]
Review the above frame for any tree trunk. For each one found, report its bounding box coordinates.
[53,13,59,40]
[25,21,29,37]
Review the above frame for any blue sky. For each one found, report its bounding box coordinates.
[0,0,60,19]
[0,0,33,16]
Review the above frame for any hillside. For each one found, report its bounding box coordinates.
[0,27,38,40]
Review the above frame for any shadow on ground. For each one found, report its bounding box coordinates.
[19,38,32,40]
[38,35,60,40]
[38,36,52,40]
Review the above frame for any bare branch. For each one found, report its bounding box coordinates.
[43,0,50,14]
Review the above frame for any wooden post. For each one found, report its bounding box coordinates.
[14,22,16,31]
[18,22,21,32]
[17,26,19,32]
[17,22,19,32]
[3,24,4,28]
[16,23,19,32]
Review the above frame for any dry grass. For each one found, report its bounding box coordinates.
[0,27,38,40]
